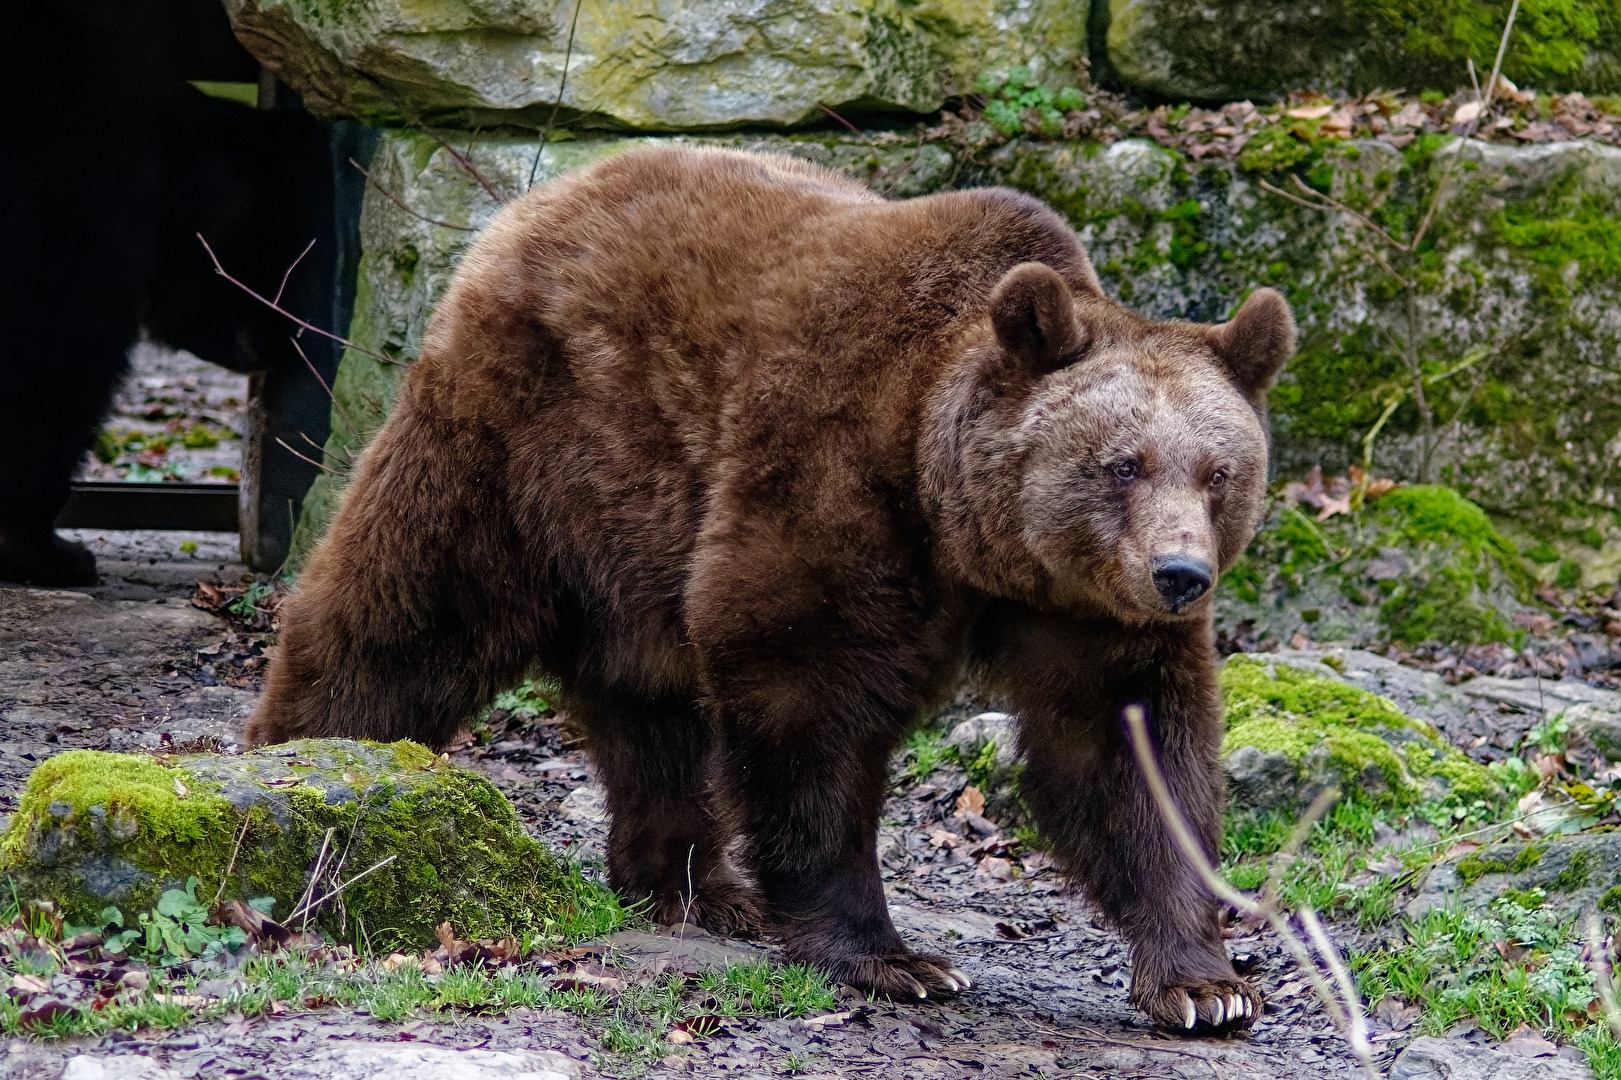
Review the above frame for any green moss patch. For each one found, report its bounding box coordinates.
[1216,485,1535,649]
[0,740,578,951]
[1221,655,1500,812]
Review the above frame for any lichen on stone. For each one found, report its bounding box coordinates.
[1220,654,1500,813]
[0,740,580,951]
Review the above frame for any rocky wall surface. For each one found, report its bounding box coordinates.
[1103,0,1621,102]
[288,128,1621,570]
[223,0,1089,130]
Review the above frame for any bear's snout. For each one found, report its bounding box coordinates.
[1150,554,1213,611]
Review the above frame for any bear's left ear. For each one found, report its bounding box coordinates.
[1209,288,1296,402]
[989,262,1087,376]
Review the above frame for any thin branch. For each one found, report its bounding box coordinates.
[289,335,361,440]
[1290,174,1409,252]
[1300,907,1373,1062]
[817,102,864,136]
[273,238,318,307]
[275,436,341,475]
[1483,0,1523,113]
[1409,166,1452,251]
[197,234,400,365]
[349,158,475,231]
[298,855,400,916]
[529,0,586,190]
[293,828,336,930]
[1122,704,1378,1078]
[299,429,351,468]
[211,817,252,907]
[432,133,506,205]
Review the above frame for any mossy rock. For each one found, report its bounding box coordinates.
[1409,831,1621,918]
[1220,654,1500,814]
[0,740,571,950]
[1216,485,1534,650]
[222,0,1087,131]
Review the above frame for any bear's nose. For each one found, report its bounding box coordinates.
[1152,555,1213,610]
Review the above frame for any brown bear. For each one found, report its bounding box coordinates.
[248,146,1294,1033]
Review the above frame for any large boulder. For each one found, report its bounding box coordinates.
[1102,0,1621,101]
[1220,653,1499,814]
[290,130,1621,577]
[0,740,571,948]
[223,0,1089,130]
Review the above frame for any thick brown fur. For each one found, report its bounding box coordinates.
[249,147,1295,1030]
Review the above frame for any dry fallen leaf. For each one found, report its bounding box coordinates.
[976,856,1015,881]
[10,974,49,996]
[1286,104,1334,120]
[928,828,961,850]
[173,777,190,799]
[380,953,416,973]
[665,1029,694,1044]
[955,786,985,817]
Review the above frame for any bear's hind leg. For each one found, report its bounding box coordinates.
[573,686,762,937]
[247,391,540,748]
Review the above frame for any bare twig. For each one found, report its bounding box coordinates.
[432,134,506,205]
[294,828,337,930]
[1122,704,1378,1078]
[299,429,351,468]
[289,336,361,440]
[197,234,399,366]
[273,238,318,307]
[528,0,586,190]
[1483,0,1523,113]
[275,437,341,475]
[1300,907,1373,1060]
[211,817,252,907]
[817,102,864,136]
[298,854,399,917]
[349,158,475,231]
[1260,788,1340,912]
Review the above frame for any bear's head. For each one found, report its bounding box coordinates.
[926,262,1296,625]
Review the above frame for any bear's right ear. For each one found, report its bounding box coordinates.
[989,262,1087,375]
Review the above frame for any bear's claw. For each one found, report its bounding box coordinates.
[1140,979,1261,1035]
[821,950,970,1001]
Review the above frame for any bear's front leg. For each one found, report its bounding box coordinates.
[687,544,971,998]
[987,609,1259,1033]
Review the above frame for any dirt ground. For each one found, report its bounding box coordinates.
[1,553,1397,1080]
[0,348,1561,1078]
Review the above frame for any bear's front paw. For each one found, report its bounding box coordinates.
[1137,979,1261,1034]
[820,950,972,1001]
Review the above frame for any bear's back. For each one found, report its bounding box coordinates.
[422,146,1094,436]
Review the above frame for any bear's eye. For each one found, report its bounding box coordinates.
[1111,460,1140,481]
[1210,469,1228,490]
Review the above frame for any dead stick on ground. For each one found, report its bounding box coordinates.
[816,102,864,136]
[197,234,400,366]
[1122,704,1378,1076]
